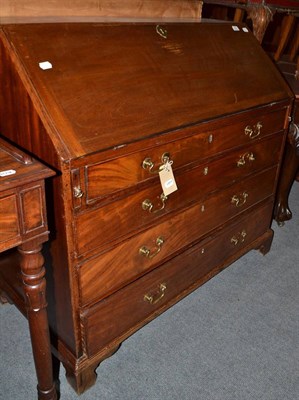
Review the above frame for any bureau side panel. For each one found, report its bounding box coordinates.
[45,173,81,356]
[0,34,65,168]
[0,35,80,356]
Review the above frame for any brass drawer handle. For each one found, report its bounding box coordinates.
[237,152,255,167]
[144,283,167,305]
[142,152,171,174]
[142,193,168,213]
[230,230,247,246]
[231,192,248,207]
[244,122,263,139]
[139,236,165,259]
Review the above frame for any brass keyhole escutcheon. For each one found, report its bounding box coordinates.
[156,25,168,39]
[73,186,84,198]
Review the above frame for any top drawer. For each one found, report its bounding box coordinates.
[80,108,286,205]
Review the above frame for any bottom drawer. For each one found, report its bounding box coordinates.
[81,200,273,357]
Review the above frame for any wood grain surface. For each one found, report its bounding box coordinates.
[0,0,202,23]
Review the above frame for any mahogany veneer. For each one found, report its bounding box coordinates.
[0,21,293,394]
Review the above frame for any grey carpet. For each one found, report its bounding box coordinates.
[1,183,298,400]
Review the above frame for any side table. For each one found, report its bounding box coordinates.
[0,137,57,400]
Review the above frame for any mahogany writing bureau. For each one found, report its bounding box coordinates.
[0,22,293,394]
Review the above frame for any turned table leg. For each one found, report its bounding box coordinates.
[18,242,57,400]
[274,122,299,225]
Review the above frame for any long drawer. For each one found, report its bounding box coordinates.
[78,166,277,307]
[75,133,283,256]
[81,200,273,357]
[83,109,286,204]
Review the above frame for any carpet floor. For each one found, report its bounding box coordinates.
[0,183,298,400]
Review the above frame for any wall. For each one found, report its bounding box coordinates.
[0,0,202,23]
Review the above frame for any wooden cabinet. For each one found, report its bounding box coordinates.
[0,21,293,394]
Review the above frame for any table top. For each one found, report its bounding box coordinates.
[0,137,54,252]
[0,137,54,191]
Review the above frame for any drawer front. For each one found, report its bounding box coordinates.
[81,200,273,357]
[78,166,277,306]
[0,193,21,250]
[76,133,283,256]
[84,109,286,203]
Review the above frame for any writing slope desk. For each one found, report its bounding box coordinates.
[0,22,293,394]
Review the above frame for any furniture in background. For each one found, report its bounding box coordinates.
[273,13,298,62]
[203,0,299,42]
[272,14,299,224]
[0,21,293,394]
[203,1,299,224]
[0,137,57,400]
[274,98,299,223]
